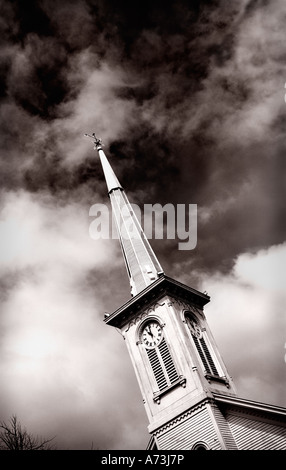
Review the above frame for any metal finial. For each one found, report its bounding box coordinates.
[84,133,104,150]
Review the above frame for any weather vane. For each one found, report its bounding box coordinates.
[84,132,104,151]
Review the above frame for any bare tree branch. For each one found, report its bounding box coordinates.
[0,415,55,450]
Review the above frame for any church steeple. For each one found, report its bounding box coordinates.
[85,133,163,296]
[86,133,286,451]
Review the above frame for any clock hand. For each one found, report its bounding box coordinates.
[147,326,153,338]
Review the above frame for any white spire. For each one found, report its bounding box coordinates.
[85,133,122,193]
[85,132,164,296]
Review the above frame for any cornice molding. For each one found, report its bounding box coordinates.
[104,275,210,329]
[213,393,286,422]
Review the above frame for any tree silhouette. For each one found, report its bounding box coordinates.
[0,415,55,450]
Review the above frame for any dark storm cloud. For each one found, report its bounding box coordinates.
[0,0,285,272]
[97,0,286,279]
[0,0,285,450]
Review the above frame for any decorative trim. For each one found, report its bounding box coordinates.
[167,297,203,319]
[125,295,203,333]
[153,375,187,404]
[125,302,165,332]
[104,275,210,328]
[152,397,213,437]
[205,374,230,388]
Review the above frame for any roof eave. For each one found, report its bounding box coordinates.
[104,274,210,328]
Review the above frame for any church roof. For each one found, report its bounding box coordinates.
[213,393,286,420]
[104,274,210,328]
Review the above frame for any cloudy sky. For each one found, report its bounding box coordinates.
[0,0,285,450]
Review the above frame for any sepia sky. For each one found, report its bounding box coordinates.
[0,0,285,450]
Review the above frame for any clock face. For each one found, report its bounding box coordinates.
[141,321,163,348]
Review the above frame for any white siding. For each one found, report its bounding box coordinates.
[212,405,238,449]
[156,406,222,450]
[227,412,286,450]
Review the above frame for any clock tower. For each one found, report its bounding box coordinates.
[86,133,286,450]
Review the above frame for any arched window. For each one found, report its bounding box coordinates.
[185,314,219,377]
[192,442,208,450]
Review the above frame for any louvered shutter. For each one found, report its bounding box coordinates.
[199,336,219,376]
[192,335,212,374]
[147,348,168,391]
[146,338,179,390]
[158,339,179,384]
